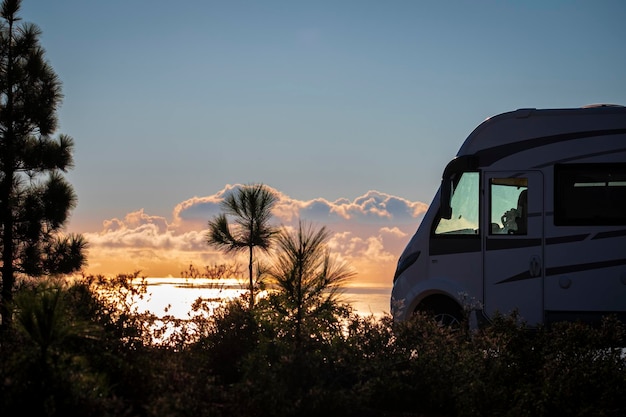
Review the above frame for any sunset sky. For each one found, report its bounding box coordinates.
[20,1,626,285]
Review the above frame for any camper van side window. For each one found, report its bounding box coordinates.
[489,178,528,235]
[555,163,626,226]
[434,172,479,235]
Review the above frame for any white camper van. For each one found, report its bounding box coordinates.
[391,105,626,327]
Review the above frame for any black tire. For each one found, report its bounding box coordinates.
[416,294,463,327]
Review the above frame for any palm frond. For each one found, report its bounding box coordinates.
[207,213,246,253]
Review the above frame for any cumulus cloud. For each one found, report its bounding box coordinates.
[102,209,169,233]
[80,184,428,284]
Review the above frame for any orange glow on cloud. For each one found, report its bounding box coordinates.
[79,185,428,285]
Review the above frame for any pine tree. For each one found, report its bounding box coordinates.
[207,184,278,309]
[0,0,86,328]
[267,220,354,349]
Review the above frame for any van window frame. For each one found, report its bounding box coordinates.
[488,177,528,235]
[554,162,626,226]
[432,170,481,237]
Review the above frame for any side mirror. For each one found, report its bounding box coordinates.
[439,155,479,220]
[440,178,453,220]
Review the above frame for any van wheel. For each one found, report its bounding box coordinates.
[433,311,462,327]
[416,295,463,328]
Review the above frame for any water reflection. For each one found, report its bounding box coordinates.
[135,277,391,319]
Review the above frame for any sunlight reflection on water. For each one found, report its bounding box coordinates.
[136,277,391,319]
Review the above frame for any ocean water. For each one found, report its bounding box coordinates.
[137,277,391,319]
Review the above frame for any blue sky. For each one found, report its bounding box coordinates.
[17,0,626,281]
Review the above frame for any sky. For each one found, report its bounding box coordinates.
[17,0,626,285]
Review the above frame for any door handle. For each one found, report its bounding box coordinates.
[529,255,542,277]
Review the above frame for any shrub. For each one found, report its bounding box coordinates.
[5,275,624,417]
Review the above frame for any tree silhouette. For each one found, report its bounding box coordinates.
[14,281,96,368]
[0,0,86,328]
[206,183,278,309]
[266,220,355,349]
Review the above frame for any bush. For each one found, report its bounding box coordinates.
[3,277,624,417]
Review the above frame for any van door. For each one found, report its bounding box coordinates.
[484,171,544,325]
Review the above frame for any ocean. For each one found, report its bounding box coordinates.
[137,277,392,319]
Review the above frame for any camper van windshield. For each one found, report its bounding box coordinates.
[434,172,479,235]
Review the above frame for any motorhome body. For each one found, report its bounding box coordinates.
[391,105,626,326]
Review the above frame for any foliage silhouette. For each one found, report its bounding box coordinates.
[1,274,625,417]
[181,262,243,280]
[206,183,278,309]
[0,0,86,328]
[263,220,355,350]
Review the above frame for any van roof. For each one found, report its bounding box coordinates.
[581,103,624,108]
[457,105,626,166]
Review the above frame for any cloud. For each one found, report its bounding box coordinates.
[171,185,427,226]
[102,209,169,233]
[80,184,427,284]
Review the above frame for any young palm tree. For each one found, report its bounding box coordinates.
[206,184,278,309]
[14,282,83,366]
[267,220,355,349]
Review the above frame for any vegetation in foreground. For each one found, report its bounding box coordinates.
[1,273,625,417]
